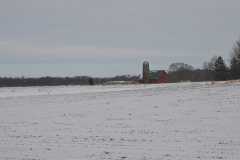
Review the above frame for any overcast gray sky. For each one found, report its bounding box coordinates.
[0,0,240,76]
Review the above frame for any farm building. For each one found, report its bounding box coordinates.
[142,61,169,84]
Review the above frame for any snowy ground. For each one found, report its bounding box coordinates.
[0,82,240,160]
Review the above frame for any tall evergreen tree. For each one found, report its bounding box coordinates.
[214,56,228,81]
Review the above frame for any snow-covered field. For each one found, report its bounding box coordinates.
[0,82,240,160]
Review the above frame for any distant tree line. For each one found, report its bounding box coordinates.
[168,38,240,82]
[0,75,140,87]
[168,66,214,83]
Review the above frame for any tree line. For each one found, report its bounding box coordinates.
[168,38,240,82]
[0,75,140,87]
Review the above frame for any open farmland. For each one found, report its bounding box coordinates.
[0,82,240,160]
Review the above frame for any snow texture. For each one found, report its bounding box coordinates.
[0,82,240,160]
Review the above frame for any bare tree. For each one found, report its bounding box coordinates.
[168,63,194,72]
[203,55,218,71]
[230,39,240,79]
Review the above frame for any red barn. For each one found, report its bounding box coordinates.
[149,70,169,83]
